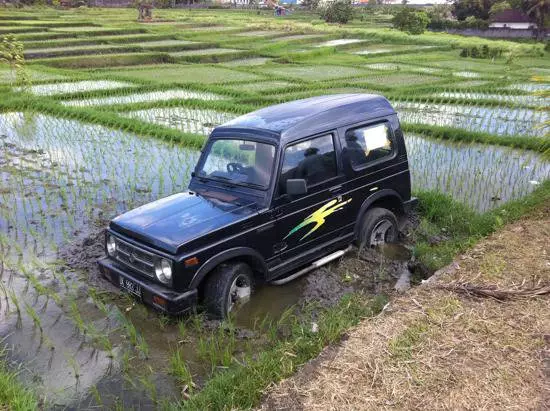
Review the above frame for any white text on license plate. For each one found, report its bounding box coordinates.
[119,276,142,298]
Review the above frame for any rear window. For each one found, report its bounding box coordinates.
[343,123,394,169]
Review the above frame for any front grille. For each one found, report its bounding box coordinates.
[114,237,156,278]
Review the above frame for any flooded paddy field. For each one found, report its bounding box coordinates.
[0,6,549,409]
[62,89,227,107]
[20,81,134,96]
[395,101,548,138]
[0,112,417,408]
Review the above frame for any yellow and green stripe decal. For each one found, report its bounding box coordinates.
[285,198,352,241]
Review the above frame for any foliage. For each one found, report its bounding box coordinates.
[392,8,430,34]
[452,0,492,21]
[0,35,30,88]
[301,0,320,11]
[0,350,38,411]
[181,294,388,410]
[489,1,512,15]
[319,0,354,24]
[524,0,550,40]
[413,180,550,270]
[429,15,489,29]
[459,44,503,58]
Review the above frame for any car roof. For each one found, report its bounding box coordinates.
[212,94,395,144]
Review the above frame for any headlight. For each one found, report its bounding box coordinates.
[155,258,172,284]
[107,235,117,256]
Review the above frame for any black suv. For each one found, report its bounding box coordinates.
[98,94,417,318]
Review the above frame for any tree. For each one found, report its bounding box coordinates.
[452,0,489,20]
[524,0,550,40]
[302,0,320,10]
[489,0,511,15]
[319,0,354,24]
[392,8,430,34]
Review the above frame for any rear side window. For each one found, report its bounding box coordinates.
[343,123,394,169]
[280,134,337,191]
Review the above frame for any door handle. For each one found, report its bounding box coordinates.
[329,185,343,193]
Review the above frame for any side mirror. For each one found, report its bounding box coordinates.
[286,179,307,196]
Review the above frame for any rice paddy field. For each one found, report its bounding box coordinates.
[0,6,548,410]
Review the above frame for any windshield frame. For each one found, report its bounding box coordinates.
[194,136,278,191]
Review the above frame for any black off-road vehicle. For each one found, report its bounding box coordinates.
[98,94,417,318]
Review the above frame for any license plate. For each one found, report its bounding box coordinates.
[119,276,142,298]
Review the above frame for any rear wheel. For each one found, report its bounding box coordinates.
[203,262,254,319]
[359,207,399,248]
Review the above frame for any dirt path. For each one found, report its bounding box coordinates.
[260,205,550,410]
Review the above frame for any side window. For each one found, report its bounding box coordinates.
[280,134,337,193]
[343,123,394,169]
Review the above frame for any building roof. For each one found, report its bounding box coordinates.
[213,94,395,143]
[491,9,534,23]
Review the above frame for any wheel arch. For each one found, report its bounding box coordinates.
[354,189,404,240]
[189,247,268,290]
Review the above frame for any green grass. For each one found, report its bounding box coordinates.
[106,65,264,84]
[0,353,38,411]
[261,64,370,81]
[179,294,388,410]
[413,179,550,271]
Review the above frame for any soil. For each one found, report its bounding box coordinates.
[59,213,423,329]
[259,204,550,410]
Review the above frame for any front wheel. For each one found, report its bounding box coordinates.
[203,262,254,319]
[359,207,399,248]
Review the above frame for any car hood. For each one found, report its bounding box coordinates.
[110,191,257,254]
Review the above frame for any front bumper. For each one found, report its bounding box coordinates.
[98,257,198,315]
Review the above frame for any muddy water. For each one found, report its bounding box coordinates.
[1,112,548,408]
[0,112,199,407]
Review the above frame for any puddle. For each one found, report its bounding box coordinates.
[120,107,236,135]
[62,89,227,107]
[170,48,242,57]
[0,112,201,407]
[273,34,325,42]
[18,81,134,96]
[135,39,199,48]
[24,43,132,58]
[395,101,548,138]
[453,71,481,78]
[435,91,548,106]
[406,134,550,212]
[263,64,369,81]
[364,63,444,75]
[222,57,272,66]
[365,63,401,70]
[353,48,392,55]
[503,83,550,92]
[225,80,294,92]
[314,39,364,47]
[235,30,284,37]
[0,68,66,84]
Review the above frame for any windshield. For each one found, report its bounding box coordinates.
[197,139,276,188]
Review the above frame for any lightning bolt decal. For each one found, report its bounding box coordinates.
[285,198,352,241]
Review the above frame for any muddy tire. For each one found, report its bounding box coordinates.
[203,262,254,319]
[359,207,399,248]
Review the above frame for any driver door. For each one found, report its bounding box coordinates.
[272,133,347,262]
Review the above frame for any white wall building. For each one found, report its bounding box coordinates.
[489,10,537,29]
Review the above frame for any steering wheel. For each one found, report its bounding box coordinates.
[227,162,245,174]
